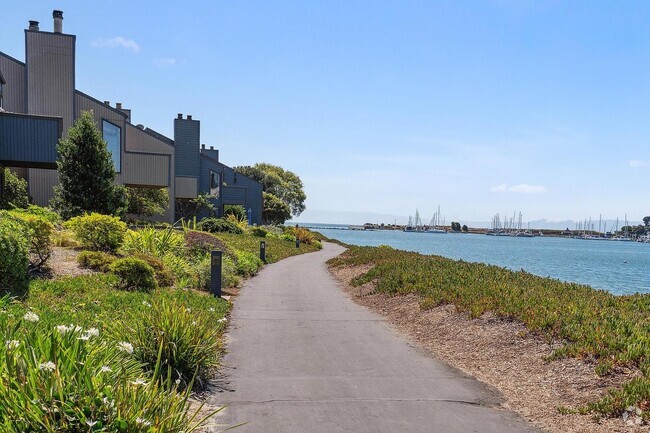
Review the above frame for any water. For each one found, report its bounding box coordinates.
[308,224,650,296]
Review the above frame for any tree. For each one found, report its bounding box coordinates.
[451,222,461,232]
[461,224,469,232]
[175,193,215,221]
[262,192,291,225]
[644,216,650,227]
[224,205,247,221]
[126,187,169,217]
[0,169,29,209]
[51,111,127,219]
[233,163,306,217]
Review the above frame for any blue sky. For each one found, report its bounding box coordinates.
[3,1,650,225]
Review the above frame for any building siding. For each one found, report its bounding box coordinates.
[121,153,170,187]
[0,113,60,168]
[28,168,58,206]
[0,53,26,113]
[26,31,75,138]
[175,177,198,199]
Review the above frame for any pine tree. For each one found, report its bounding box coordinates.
[51,111,127,219]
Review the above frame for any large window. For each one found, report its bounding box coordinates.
[209,170,221,198]
[102,120,121,172]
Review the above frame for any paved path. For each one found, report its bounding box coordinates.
[212,242,539,433]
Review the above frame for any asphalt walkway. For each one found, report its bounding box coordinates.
[213,242,538,433]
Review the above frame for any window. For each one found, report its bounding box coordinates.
[102,120,121,172]
[209,170,221,198]
[0,82,4,109]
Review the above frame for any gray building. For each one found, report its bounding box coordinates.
[0,10,262,224]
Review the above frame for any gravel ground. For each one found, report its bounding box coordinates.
[330,264,648,433]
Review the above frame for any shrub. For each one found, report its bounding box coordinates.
[77,251,116,272]
[3,211,54,269]
[65,213,127,252]
[225,213,248,231]
[184,230,229,259]
[121,227,185,258]
[234,250,264,277]
[223,204,247,221]
[52,229,80,248]
[109,299,224,390]
[194,255,240,290]
[109,258,158,292]
[11,205,61,225]
[280,233,296,242]
[292,227,316,245]
[199,217,243,235]
[0,219,29,297]
[250,226,268,237]
[133,254,175,287]
[0,318,217,432]
[0,168,29,210]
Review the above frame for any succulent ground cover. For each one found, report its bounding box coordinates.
[328,245,650,421]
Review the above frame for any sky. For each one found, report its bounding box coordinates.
[2,1,650,226]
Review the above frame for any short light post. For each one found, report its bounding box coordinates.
[260,241,266,263]
[210,250,222,298]
[295,238,300,249]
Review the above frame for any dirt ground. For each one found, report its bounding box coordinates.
[330,264,648,433]
[44,247,96,279]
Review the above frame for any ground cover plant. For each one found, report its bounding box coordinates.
[213,230,321,264]
[328,245,650,420]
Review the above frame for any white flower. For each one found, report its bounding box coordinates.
[117,341,134,354]
[131,378,147,386]
[86,328,100,337]
[217,317,227,323]
[86,420,97,427]
[5,340,19,349]
[99,366,112,373]
[142,301,152,307]
[136,417,152,427]
[192,321,197,326]
[77,335,90,341]
[208,307,215,312]
[38,361,56,372]
[56,325,70,334]
[184,307,191,312]
[23,312,39,322]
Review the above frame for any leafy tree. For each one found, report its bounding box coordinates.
[0,169,29,209]
[175,193,215,221]
[233,163,306,217]
[223,205,247,221]
[126,187,169,217]
[451,222,461,232]
[51,111,127,219]
[262,192,291,225]
[461,224,469,232]
[644,216,650,227]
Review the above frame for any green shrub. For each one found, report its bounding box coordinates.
[280,233,295,242]
[3,210,54,269]
[77,251,116,272]
[109,258,158,292]
[134,254,175,287]
[184,230,229,259]
[193,255,240,290]
[0,317,218,432]
[223,204,247,221]
[121,227,185,258]
[109,299,225,390]
[19,205,61,225]
[234,250,264,277]
[199,217,243,235]
[250,226,268,237]
[0,168,29,210]
[65,213,127,252]
[0,219,29,297]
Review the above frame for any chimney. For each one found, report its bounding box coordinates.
[187,114,192,120]
[28,21,40,31]
[210,146,214,150]
[177,113,183,119]
[116,102,122,109]
[53,10,63,33]
[104,101,110,105]
[136,124,145,130]
[201,144,205,149]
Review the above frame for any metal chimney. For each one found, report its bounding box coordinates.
[28,21,40,31]
[53,10,63,33]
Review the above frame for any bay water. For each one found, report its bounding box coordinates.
[309,224,650,296]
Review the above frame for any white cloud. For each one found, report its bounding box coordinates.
[154,57,177,67]
[629,159,650,168]
[491,183,547,194]
[91,37,140,53]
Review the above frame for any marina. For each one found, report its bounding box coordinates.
[308,223,650,296]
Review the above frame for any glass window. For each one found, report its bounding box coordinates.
[209,170,221,198]
[102,120,121,172]
[0,82,4,108]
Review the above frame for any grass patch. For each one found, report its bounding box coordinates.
[328,245,650,419]
[214,231,320,263]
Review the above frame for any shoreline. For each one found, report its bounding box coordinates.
[329,263,646,433]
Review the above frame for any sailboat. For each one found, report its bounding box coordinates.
[426,206,446,233]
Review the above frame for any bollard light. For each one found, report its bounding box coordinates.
[210,250,222,298]
[260,240,266,263]
[296,238,300,249]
